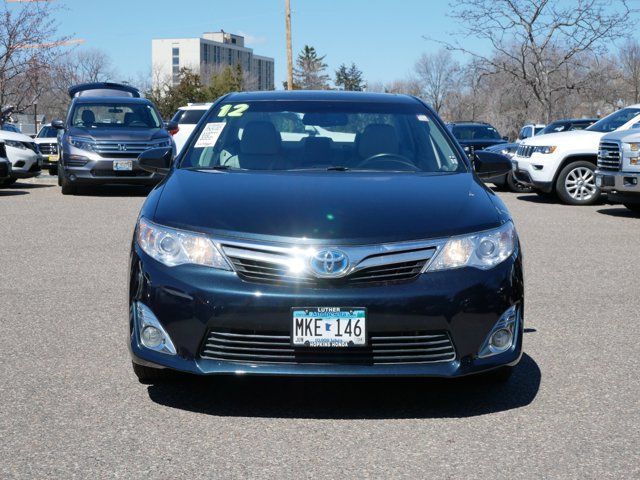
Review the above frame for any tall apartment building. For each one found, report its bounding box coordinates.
[152,31,275,91]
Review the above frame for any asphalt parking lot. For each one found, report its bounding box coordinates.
[1,175,639,479]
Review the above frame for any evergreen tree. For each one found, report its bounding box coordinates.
[335,62,366,91]
[293,45,330,89]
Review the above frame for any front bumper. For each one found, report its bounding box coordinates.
[129,245,524,377]
[62,156,163,186]
[596,170,640,204]
[512,156,554,192]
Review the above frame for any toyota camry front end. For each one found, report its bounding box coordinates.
[128,91,523,383]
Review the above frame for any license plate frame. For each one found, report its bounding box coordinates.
[291,307,367,347]
[113,160,133,171]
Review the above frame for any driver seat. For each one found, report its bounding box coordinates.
[81,109,95,127]
[357,124,400,160]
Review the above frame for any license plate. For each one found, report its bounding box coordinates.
[113,160,133,171]
[48,154,59,162]
[292,307,366,347]
[596,176,602,187]
[511,160,518,171]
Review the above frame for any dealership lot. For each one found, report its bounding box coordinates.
[1,178,639,479]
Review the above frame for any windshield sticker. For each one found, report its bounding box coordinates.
[218,103,249,118]
[417,114,429,122]
[194,122,225,148]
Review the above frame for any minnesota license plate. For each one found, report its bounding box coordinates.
[113,160,133,171]
[292,307,366,347]
[49,154,59,162]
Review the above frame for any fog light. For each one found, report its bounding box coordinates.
[478,305,519,358]
[490,328,512,350]
[135,302,176,355]
[141,326,164,349]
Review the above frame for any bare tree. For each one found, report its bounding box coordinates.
[619,39,640,103]
[0,1,70,116]
[414,49,459,113]
[433,0,633,121]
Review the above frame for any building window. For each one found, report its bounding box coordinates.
[172,47,179,56]
[172,56,179,65]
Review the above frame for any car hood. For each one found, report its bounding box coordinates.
[152,170,505,244]
[600,129,640,142]
[522,129,602,146]
[67,127,168,142]
[0,130,35,142]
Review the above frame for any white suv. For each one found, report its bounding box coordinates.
[513,105,640,205]
[170,103,212,154]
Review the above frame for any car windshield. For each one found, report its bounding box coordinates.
[534,126,545,135]
[172,109,208,125]
[70,102,162,129]
[180,100,465,173]
[587,108,640,133]
[451,125,501,140]
[37,126,57,138]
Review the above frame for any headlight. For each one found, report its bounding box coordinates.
[532,145,556,154]
[426,222,517,271]
[69,136,96,152]
[5,140,27,150]
[136,217,231,269]
[625,142,640,151]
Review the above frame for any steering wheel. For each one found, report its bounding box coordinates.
[356,153,419,171]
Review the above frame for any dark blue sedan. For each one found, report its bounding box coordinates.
[128,91,523,384]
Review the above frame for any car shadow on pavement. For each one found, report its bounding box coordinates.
[146,353,540,419]
[596,207,640,218]
[75,185,153,197]
[0,189,29,196]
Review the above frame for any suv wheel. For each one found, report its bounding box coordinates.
[60,174,76,195]
[506,171,533,193]
[556,161,600,205]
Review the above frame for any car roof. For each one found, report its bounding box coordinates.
[551,118,598,123]
[223,90,420,104]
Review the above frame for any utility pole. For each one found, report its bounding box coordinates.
[285,0,293,90]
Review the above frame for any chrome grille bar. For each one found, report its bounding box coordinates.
[597,141,621,171]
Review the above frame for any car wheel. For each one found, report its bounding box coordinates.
[60,171,76,195]
[49,165,58,176]
[555,161,600,205]
[57,166,62,186]
[132,362,173,384]
[506,171,533,193]
[623,203,640,214]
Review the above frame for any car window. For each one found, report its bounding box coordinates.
[37,126,57,138]
[71,103,162,129]
[180,100,465,173]
[588,108,640,133]
[534,126,544,135]
[452,125,501,140]
[172,109,208,125]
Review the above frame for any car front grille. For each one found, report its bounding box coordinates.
[516,144,535,157]
[221,242,437,288]
[38,142,58,155]
[597,141,621,171]
[200,330,456,365]
[93,141,160,158]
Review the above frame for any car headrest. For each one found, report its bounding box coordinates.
[240,121,281,155]
[124,112,137,125]
[358,124,400,158]
[81,110,95,125]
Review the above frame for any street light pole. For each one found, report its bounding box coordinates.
[285,0,293,90]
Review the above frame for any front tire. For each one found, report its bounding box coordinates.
[555,161,600,205]
[0,177,17,187]
[49,165,58,176]
[506,171,533,193]
[60,170,76,195]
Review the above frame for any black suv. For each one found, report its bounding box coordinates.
[53,82,176,195]
[447,121,508,157]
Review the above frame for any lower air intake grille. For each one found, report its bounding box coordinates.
[200,330,456,364]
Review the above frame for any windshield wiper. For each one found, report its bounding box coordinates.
[191,165,235,171]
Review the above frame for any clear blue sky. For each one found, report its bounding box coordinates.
[50,0,632,88]
[51,0,473,87]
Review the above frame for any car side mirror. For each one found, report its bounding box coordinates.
[165,120,179,136]
[473,151,512,179]
[138,147,174,174]
[52,119,65,130]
